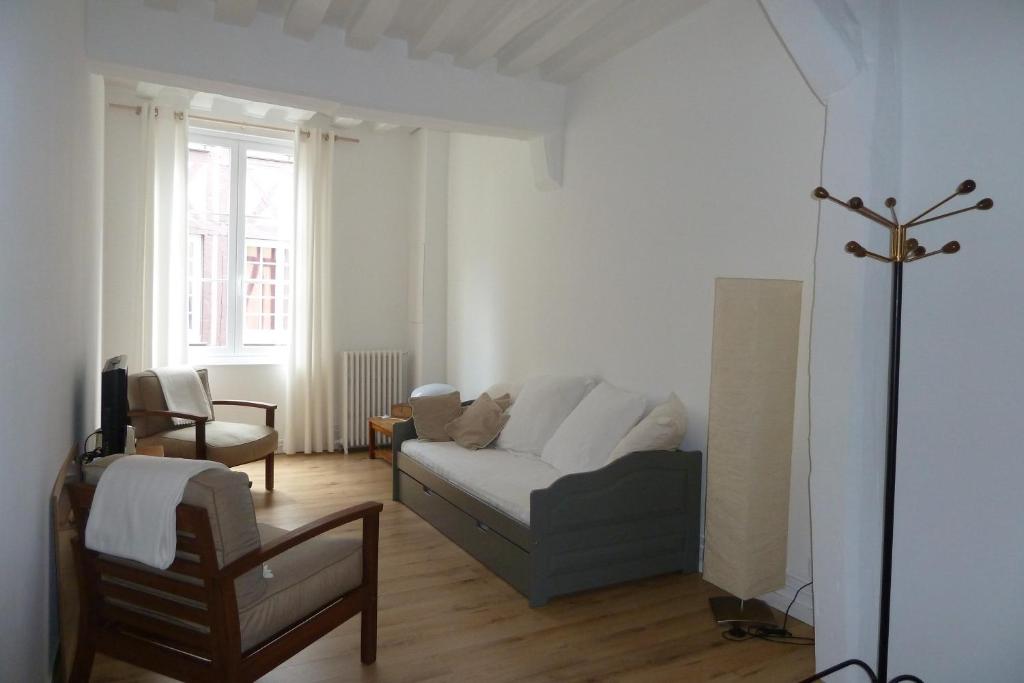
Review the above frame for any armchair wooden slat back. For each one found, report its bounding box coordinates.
[67,482,236,681]
[65,481,381,683]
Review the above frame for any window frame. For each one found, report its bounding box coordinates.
[187,127,295,365]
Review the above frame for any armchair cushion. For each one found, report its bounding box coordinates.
[139,422,278,467]
[240,523,363,652]
[129,368,215,438]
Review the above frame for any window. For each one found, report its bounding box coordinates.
[187,129,294,361]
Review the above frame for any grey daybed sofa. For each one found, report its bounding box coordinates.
[392,418,702,607]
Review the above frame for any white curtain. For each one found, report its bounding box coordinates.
[284,127,336,453]
[139,100,190,370]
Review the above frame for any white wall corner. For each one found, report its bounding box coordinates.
[760,573,815,627]
[529,130,564,191]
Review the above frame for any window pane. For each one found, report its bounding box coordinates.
[245,149,294,242]
[187,142,231,348]
[243,147,294,347]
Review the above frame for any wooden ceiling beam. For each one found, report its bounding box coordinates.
[284,0,333,41]
[407,0,477,60]
[541,0,706,83]
[346,0,403,50]
[214,0,260,27]
[498,0,627,77]
[454,0,558,70]
[334,117,364,128]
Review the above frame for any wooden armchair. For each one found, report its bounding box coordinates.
[127,368,279,489]
[67,459,381,682]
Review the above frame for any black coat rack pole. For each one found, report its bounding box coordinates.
[799,181,991,683]
[877,259,903,682]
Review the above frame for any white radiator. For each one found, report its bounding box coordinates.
[340,350,407,453]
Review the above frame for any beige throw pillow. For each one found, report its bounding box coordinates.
[492,393,512,412]
[445,393,510,450]
[411,391,462,441]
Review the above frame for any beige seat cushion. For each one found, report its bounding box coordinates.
[129,368,215,439]
[240,524,363,652]
[82,455,266,609]
[139,421,277,467]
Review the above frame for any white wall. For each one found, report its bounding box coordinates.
[771,2,904,674]
[0,1,104,678]
[408,129,450,388]
[766,1,1024,678]
[445,0,823,618]
[101,99,414,438]
[888,2,1024,679]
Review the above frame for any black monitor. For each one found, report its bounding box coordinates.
[101,355,129,457]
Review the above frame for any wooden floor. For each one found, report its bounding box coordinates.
[90,453,814,682]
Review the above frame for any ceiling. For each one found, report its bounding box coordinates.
[140,0,705,83]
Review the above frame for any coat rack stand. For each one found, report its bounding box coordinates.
[798,180,993,683]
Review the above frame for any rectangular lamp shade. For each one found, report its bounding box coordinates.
[703,278,803,600]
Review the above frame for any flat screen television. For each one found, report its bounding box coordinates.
[101,355,129,457]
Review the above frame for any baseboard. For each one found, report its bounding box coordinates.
[759,573,814,627]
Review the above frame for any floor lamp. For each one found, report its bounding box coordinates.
[800,180,993,683]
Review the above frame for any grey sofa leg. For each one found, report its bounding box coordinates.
[265,453,274,491]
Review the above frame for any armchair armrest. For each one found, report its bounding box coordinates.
[211,400,277,428]
[127,410,209,459]
[211,400,277,410]
[221,501,383,579]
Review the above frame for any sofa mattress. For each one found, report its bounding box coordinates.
[400,440,562,525]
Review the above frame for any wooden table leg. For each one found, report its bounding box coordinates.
[368,423,376,459]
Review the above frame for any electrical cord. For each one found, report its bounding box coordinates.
[720,582,814,646]
[79,429,103,466]
[732,108,827,655]
[782,580,813,633]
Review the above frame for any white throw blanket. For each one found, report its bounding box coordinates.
[152,365,213,426]
[85,455,227,569]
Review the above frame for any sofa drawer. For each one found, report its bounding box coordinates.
[398,471,530,595]
[397,457,531,549]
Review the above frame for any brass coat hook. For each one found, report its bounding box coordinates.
[813,179,993,263]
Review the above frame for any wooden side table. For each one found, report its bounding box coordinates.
[368,416,406,465]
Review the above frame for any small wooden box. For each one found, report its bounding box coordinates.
[390,403,412,419]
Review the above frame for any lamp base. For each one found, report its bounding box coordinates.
[709,596,778,633]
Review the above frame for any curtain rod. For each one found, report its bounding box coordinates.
[107,102,359,143]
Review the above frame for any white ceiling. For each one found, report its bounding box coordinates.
[138,0,706,83]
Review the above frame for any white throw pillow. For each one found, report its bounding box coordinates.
[484,381,523,404]
[494,375,595,455]
[541,382,646,474]
[607,393,687,462]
